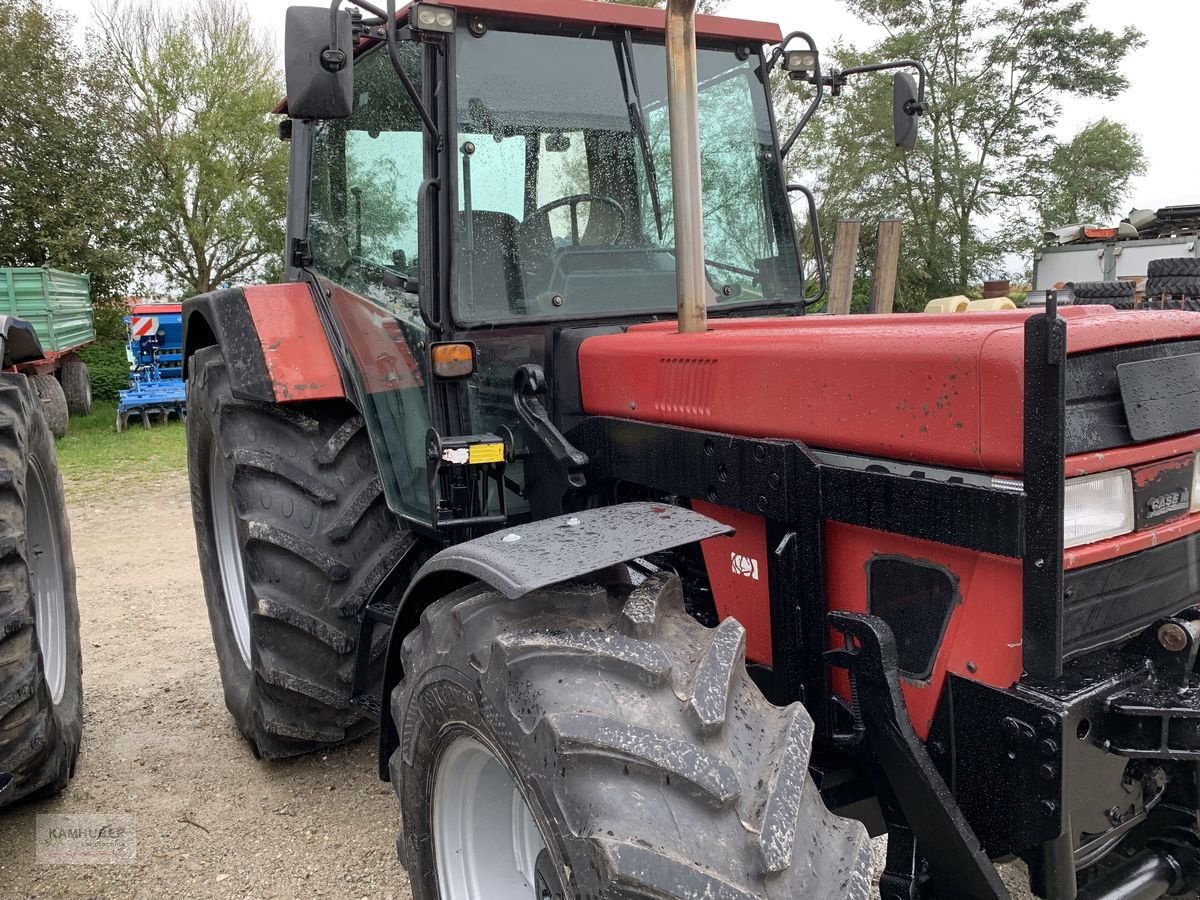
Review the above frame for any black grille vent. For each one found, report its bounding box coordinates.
[1066,339,1200,455]
[868,556,960,681]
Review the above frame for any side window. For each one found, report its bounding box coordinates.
[308,44,433,524]
[310,46,424,284]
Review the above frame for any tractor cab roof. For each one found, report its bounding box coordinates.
[275,0,782,114]
[410,0,783,43]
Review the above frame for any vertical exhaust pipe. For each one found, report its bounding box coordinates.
[666,0,708,334]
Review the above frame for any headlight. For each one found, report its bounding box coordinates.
[1064,470,1134,549]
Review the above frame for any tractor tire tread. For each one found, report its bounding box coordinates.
[1147,257,1200,279]
[188,347,417,758]
[0,374,81,809]
[391,573,872,900]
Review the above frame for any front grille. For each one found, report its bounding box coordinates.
[1065,339,1200,455]
[1063,529,1200,660]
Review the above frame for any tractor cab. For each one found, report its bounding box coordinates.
[179,2,1200,899]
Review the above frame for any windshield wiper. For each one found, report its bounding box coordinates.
[617,32,665,241]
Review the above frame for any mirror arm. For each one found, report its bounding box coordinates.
[774,32,824,159]
[385,0,441,146]
[323,0,441,143]
[787,183,827,308]
[833,59,929,114]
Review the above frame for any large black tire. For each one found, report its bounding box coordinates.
[1069,280,1135,304]
[1147,257,1200,279]
[0,374,82,808]
[187,347,416,758]
[30,374,68,439]
[1144,276,1200,299]
[58,355,92,417]
[391,572,873,899]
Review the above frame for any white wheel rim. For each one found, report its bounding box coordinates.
[28,458,67,704]
[209,444,251,668]
[433,736,549,900]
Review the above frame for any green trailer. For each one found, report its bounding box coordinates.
[0,267,97,435]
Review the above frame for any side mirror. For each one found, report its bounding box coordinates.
[892,72,920,152]
[284,6,354,121]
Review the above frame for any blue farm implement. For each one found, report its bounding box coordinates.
[117,303,185,431]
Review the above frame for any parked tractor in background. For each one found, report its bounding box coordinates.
[116,303,186,432]
[0,267,95,437]
[183,1,1200,898]
[0,316,84,810]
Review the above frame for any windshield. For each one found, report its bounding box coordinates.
[453,28,800,324]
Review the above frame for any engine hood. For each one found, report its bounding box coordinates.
[577,307,1200,474]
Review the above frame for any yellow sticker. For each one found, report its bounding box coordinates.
[468,442,505,465]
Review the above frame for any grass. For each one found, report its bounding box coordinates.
[55,402,187,498]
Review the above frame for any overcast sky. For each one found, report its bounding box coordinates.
[54,0,1198,217]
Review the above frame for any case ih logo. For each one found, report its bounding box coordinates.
[731,552,760,581]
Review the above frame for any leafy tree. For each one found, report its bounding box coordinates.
[0,0,138,301]
[98,0,287,296]
[787,0,1145,308]
[1035,117,1146,234]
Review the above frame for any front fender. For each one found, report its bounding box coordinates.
[182,282,345,403]
[0,316,44,367]
[376,502,733,778]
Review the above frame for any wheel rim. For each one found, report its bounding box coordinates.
[209,444,251,668]
[433,736,550,900]
[27,458,67,704]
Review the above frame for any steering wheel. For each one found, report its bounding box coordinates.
[522,193,627,248]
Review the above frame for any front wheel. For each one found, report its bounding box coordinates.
[390,572,872,899]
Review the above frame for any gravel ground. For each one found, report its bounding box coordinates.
[0,469,1035,899]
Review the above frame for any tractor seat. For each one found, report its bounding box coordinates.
[458,210,524,316]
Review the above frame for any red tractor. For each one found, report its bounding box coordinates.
[183,1,1200,897]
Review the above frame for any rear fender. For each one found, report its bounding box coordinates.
[376,502,733,778]
[182,283,345,403]
[0,316,45,368]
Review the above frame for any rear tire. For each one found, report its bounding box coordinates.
[187,347,417,758]
[59,356,92,417]
[391,572,873,899]
[30,374,68,439]
[0,374,82,808]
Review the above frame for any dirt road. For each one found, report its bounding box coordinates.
[0,469,1034,899]
[0,472,410,899]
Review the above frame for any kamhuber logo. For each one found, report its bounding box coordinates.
[36,814,136,865]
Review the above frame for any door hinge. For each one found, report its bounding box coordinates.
[290,238,312,270]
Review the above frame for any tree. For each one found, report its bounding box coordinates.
[788,0,1145,307]
[0,0,138,301]
[1036,117,1146,232]
[98,0,287,296]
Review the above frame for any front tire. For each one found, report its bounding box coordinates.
[390,572,873,899]
[0,374,82,808]
[187,346,416,758]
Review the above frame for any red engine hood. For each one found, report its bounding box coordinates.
[578,307,1200,474]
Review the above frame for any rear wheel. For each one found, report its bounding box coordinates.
[30,374,68,439]
[187,346,417,758]
[59,355,92,417]
[391,573,873,899]
[0,374,82,808]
